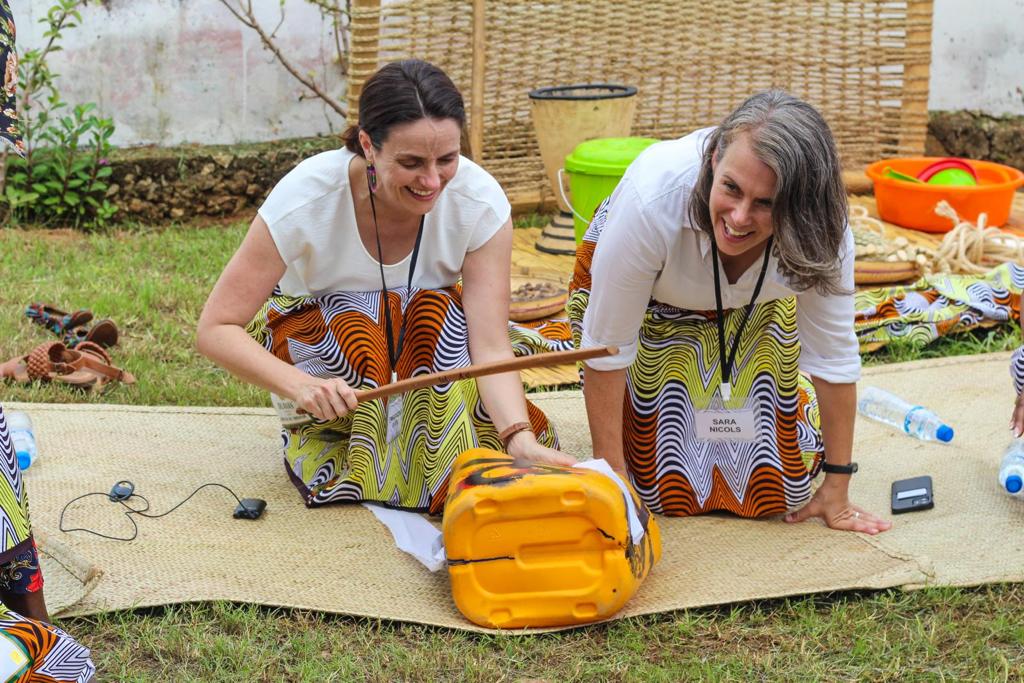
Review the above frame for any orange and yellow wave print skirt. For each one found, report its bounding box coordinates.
[248,287,560,514]
[568,219,823,519]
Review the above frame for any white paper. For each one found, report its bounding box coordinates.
[364,503,446,572]
[573,458,645,543]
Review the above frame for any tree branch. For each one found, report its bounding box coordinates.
[216,0,347,117]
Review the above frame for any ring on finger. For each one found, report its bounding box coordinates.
[853,511,861,519]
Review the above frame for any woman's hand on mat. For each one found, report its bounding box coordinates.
[784,480,892,534]
[1011,390,1024,437]
[507,432,577,468]
[294,377,359,420]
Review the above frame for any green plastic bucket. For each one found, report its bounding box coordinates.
[563,136,658,243]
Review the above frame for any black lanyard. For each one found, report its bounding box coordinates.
[710,235,773,401]
[368,184,424,381]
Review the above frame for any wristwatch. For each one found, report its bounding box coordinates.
[821,461,859,475]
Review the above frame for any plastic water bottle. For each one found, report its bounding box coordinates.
[998,439,1024,497]
[857,386,954,443]
[5,411,38,470]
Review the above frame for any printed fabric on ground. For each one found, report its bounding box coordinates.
[0,607,95,683]
[854,262,1022,352]
[248,286,563,514]
[568,204,824,518]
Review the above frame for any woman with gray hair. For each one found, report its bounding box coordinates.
[568,90,890,534]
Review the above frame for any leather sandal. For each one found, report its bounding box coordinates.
[72,341,136,389]
[0,341,98,390]
[66,319,119,349]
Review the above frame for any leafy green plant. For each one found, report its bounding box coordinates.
[0,0,117,229]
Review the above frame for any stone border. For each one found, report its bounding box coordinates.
[106,136,341,223]
[926,111,1024,171]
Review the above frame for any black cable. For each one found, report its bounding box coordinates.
[59,482,245,542]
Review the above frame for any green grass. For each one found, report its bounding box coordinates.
[1,223,266,407]
[862,324,1021,366]
[513,212,552,229]
[71,587,1024,681]
[3,224,1023,681]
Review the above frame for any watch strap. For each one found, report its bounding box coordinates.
[821,461,859,475]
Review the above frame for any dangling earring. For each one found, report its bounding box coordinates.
[366,161,378,193]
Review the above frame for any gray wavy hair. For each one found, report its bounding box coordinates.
[688,90,849,295]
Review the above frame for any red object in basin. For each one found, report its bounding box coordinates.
[916,158,978,183]
[865,157,1024,233]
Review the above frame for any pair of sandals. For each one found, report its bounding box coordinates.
[0,340,135,392]
[1,304,134,392]
[24,303,119,349]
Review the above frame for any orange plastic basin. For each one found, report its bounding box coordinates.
[865,157,1023,233]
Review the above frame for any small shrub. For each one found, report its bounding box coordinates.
[0,0,117,229]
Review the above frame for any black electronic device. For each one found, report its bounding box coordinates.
[108,480,135,502]
[891,475,934,514]
[233,498,267,520]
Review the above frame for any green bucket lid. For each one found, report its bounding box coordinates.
[565,137,659,176]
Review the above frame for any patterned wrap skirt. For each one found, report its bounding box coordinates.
[568,207,824,518]
[248,286,560,514]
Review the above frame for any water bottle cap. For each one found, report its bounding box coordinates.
[15,450,30,471]
[1007,475,1023,494]
[937,425,954,443]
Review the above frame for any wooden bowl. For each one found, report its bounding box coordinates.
[854,260,920,285]
[509,271,570,322]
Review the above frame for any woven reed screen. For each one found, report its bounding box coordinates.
[349,0,932,205]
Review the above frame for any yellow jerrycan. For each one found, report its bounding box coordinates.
[443,448,661,629]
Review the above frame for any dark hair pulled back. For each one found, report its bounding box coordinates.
[341,59,466,157]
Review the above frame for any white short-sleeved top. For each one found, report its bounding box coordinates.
[258,148,511,296]
[581,128,861,383]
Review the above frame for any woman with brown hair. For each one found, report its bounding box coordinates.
[198,59,573,515]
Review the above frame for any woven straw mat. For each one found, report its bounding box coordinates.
[10,352,1022,632]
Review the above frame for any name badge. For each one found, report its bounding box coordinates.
[271,392,313,429]
[694,407,757,443]
[386,393,404,444]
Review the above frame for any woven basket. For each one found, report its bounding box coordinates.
[529,84,637,212]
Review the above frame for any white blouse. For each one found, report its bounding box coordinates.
[259,148,511,296]
[581,129,861,383]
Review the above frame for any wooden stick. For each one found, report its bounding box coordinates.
[354,345,615,403]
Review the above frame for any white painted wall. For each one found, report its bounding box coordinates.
[930,0,1024,115]
[8,0,1024,147]
[9,0,347,146]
